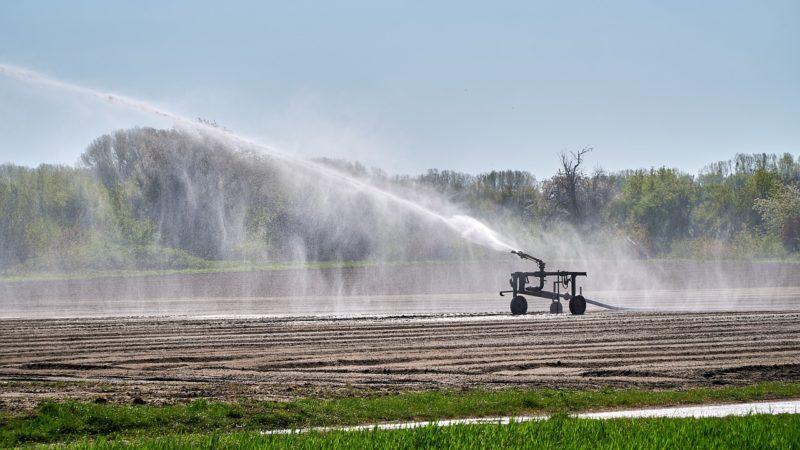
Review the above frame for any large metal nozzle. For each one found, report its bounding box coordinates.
[511,250,546,272]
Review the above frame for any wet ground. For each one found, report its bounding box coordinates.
[1,260,798,318]
[263,399,800,433]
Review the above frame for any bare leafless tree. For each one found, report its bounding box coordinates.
[546,147,592,225]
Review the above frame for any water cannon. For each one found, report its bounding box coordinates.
[500,250,587,315]
[511,250,546,272]
[501,250,622,315]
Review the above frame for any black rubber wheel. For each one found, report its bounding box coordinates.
[569,295,586,315]
[510,296,528,315]
[550,301,563,314]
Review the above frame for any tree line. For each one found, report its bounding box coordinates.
[1,127,798,272]
[399,149,800,256]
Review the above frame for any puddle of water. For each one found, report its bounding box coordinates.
[263,400,800,435]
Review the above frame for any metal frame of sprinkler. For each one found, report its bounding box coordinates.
[499,250,591,315]
[500,250,626,315]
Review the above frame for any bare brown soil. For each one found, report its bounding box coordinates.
[2,311,800,411]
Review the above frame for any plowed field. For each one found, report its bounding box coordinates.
[2,311,799,411]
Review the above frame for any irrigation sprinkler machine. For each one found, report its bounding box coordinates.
[500,250,619,315]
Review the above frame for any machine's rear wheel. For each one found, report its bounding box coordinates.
[510,296,528,315]
[569,295,586,315]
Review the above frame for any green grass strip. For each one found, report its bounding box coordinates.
[51,414,800,449]
[0,259,475,283]
[3,381,800,447]
[4,257,797,283]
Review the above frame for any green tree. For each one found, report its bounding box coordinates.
[610,168,698,253]
[754,185,800,251]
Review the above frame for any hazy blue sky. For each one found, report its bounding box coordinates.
[0,0,797,177]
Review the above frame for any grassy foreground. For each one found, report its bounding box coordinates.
[2,382,800,447]
[60,414,800,450]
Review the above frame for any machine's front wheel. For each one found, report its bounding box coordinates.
[510,296,528,315]
[569,295,586,315]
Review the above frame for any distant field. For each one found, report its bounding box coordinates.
[1,257,797,284]
[2,259,799,318]
[0,259,389,283]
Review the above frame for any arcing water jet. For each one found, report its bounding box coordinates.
[0,63,516,252]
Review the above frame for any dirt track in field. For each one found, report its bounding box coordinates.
[2,311,800,411]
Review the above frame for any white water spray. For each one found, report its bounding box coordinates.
[0,63,517,252]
